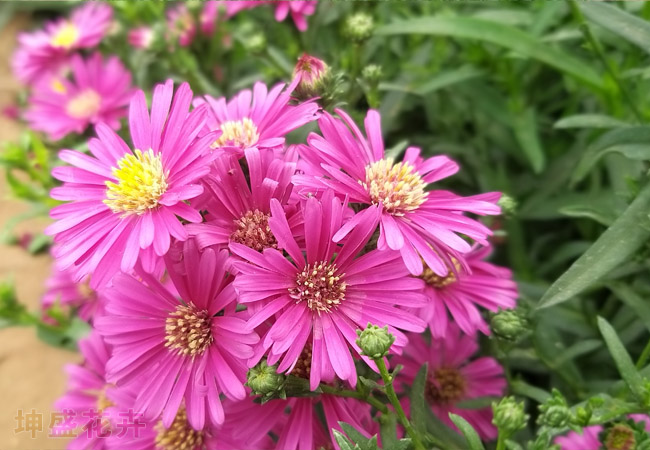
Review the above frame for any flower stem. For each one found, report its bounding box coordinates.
[496,433,506,450]
[319,384,389,415]
[376,357,426,450]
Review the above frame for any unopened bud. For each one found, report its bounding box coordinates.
[498,194,517,216]
[490,308,528,342]
[246,360,286,400]
[492,396,528,436]
[128,26,155,50]
[293,54,330,99]
[344,12,374,43]
[362,64,382,85]
[538,389,572,429]
[356,323,395,359]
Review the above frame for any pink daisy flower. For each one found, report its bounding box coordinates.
[25,52,133,141]
[200,1,221,35]
[231,191,427,390]
[294,109,502,277]
[42,264,101,323]
[53,332,113,450]
[45,80,217,288]
[96,240,259,429]
[127,26,155,49]
[418,245,518,337]
[226,1,317,31]
[554,415,650,450]
[393,325,507,440]
[195,81,319,158]
[166,3,196,47]
[187,147,296,252]
[12,2,113,84]
[224,395,377,450]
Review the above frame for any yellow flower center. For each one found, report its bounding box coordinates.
[211,118,260,149]
[65,89,102,119]
[421,258,461,289]
[154,408,205,450]
[363,158,427,215]
[289,262,346,314]
[164,303,213,358]
[51,79,67,95]
[104,149,169,217]
[51,22,80,49]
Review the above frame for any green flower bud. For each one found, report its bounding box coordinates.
[492,396,529,437]
[490,308,528,342]
[361,64,382,84]
[538,389,572,429]
[246,360,286,401]
[498,194,517,216]
[356,323,395,359]
[244,33,266,53]
[344,12,374,43]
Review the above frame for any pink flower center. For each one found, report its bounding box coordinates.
[230,209,277,252]
[211,118,260,149]
[65,89,102,119]
[154,407,205,450]
[421,258,460,289]
[426,367,466,406]
[164,303,213,357]
[290,262,346,314]
[363,158,427,215]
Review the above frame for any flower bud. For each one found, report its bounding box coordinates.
[538,389,572,429]
[246,360,286,401]
[600,423,637,450]
[498,194,517,216]
[344,12,374,43]
[362,64,382,85]
[490,308,528,342]
[492,396,528,437]
[293,54,330,99]
[356,323,395,359]
[128,26,155,50]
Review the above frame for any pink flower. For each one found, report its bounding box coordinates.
[53,332,113,450]
[45,80,216,288]
[187,147,296,252]
[224,395,377,450]
[554,415,649,449]
[25,52,133,141]
[418,245,518,337]
[96,240,259,429]
[12,2,113,84]
[127,26,155,49]
[196,81,319,158]
[294,109,501,276]
[42,264,101,322]
[393,325,507,440]
[166,3,196,47]
[200,1,221,35]
[293,53,329,98]
[226,1,317,31]
[231,191,426,390]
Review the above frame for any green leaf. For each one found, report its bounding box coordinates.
[333,430,356,450]
[449,414,486,450]
[510,379,551,404]
[376,16,604,90]
[580,2,650,56]
[554,114,630,129]
[597,316,646,401]
[415,66,484,96]
[339,423,371,448]
[572,126,650,185]
[512,108,545,173]
[558,204,617,227]
[607,283,650,334]
[537,182,650,309]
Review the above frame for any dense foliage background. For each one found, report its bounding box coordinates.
[2,1,650,449]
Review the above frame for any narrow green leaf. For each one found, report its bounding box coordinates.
[333,430,356,450]
[376,16,604,89]
[554,114,630,129]
[537,182,650,309]
[378,414,400,450]
[510,379,551,404]
[597,316,646,401]
[607,283,650,333]
[410,365,428,435]
[414,66,484,96]
[580,2,650,56]
[572,126,650,185]
[512,108,545,173]
[339,422,371,448]
[558,204,617,227]
[449,414,486,450]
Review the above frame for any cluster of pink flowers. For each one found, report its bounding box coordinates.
[20,2,522,449]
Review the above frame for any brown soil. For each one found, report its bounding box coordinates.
[0,17,75,450]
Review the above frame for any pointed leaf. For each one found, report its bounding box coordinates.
[449,413,486,450]
[580,2,650,56]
